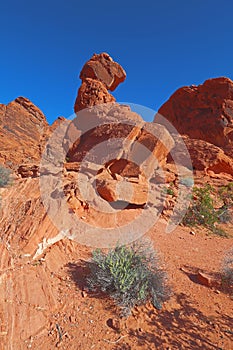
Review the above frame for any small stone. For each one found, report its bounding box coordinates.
[190,230,196,235]
[69,316,76,323]
[197,271,215,287]
[106,318,120,331]
[81,291,87,298]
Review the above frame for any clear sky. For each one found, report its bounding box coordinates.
[1,0,233,124]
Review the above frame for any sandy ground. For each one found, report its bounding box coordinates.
[0,214,232,350]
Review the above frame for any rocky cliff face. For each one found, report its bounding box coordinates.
[157,77,233,150]
[157,77,233,178]
[0,97,67,180]
[0,97,48,168]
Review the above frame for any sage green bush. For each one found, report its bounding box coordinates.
[87,240,170,316]
[182,184,232,236]
[217,182,233,223]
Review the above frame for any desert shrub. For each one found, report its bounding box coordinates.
[87,239,170,316]
[0,165,11,188]
[166,188,174,196]
[218,182,233,206]
[182,184,230,236]
[165,183,175,196]
[222,248,233,285]
[183,184,217,228]
[217,182,233,223]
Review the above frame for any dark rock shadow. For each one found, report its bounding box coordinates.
[66,260,118,315]
[67,260,91,291]
[128,292,232,349]
[109,200,145,210]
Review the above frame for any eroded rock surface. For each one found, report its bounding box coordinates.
[74,78,115,112]
[67,103,174,204]
[157,77,233,150]
[74,53,126,113]
[80,52,126,91]
[0,97,48,168]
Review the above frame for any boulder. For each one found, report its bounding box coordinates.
[166,135,233,178]
[184,136,233,177]
[66,103,174,204]
[68,103,174,174]
[74,52,126,113]
[0,97,48,168]
[95,168,148,205]
[79,52,126,91]
[74,78,115,113]
[157,77,233,150]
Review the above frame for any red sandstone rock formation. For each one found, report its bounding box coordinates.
[71,52,174,204]
[67,103,174,204]
[74,53,126,113]
[0,97,48,168]
[0,61,233,349]
[157,77,233,179]
[157,77,233,150]
[74,78,115,112]
[80,52,126,91]
[184,137,233,177]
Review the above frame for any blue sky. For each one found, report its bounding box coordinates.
[1,0,233,124]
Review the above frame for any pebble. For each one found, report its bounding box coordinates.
[81,291,87,298]
[106,318,120,331]
[69,316,76,323]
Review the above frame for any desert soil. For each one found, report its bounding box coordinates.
[0,209,232,350]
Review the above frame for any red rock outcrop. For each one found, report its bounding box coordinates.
[80,52,126,91]
[166,135,233,179]
[0,97,49,169]
[74,78,115,112]
[184,137,233,177]
[66,103,174,204]
[95,167,149,205]
[157,77,233,150]
[74,53,126,113]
